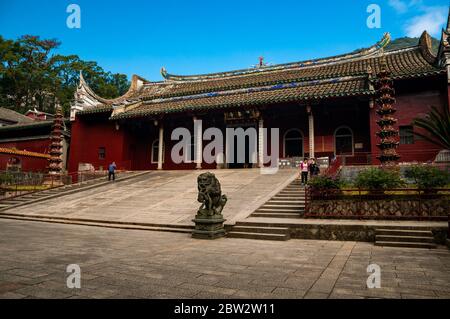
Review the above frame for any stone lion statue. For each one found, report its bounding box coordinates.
[197,172,227,217]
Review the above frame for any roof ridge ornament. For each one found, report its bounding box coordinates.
[161,67,168,79]
[419,31,437,64]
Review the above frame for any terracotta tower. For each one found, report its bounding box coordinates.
[47,104,64,184]
[375,56,400,165]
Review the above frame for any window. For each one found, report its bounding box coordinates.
[283,129,304,158]
[335,127,353,156]
[400,126,414,145]
[151,139,164,163]
[98,147,106,160]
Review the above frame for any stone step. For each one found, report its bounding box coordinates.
[376,235,434,243]
[266,200,305,205]
[262,205,304,210]
[274,193,305,197]
[28,194,49,198]
[280,188,305,191]
[227,231,290,241]
[375,241,436,249]
[0,214,193,234]
[251,212,301,218]
[272,197,305,202]
[6,196,29,203]
[375,228,433,236]
[231,225,289,234]
[40,191,60,195]
[277,194,305,198]
[0,200,22,205]
[256,208,304,213]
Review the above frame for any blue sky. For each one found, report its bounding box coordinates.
[0,0,449,81]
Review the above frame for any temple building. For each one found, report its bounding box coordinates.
[68,26,450,173]
[0,107,70,172]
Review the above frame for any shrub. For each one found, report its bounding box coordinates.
[308,175,341,190]
[354,168,405,191]
[404,165,450,189]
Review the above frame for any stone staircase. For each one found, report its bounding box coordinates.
[227,221,290,241]
[0,171,150,212]
[375,227,436,249]
[251,179,305,218]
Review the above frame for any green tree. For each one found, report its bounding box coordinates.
[0,35,130,116]
[412,104,450,150]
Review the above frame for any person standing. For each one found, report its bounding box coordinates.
[300,158,309,185]
[309,158,320,177]
[108,161,117,181]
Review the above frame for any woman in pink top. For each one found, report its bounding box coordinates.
[299,158,309,185]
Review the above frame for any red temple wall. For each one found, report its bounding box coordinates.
[0,138,50,154]
[0,154,48,172]
[0,138,50,172]
[68,116,128,173]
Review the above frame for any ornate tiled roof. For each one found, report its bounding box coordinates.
[111,76,370,119]
[75,31,445,119]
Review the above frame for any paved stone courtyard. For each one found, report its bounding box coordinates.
[2,169,295,226]
[1,219,449,299]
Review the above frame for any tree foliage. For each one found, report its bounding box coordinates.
[412,104,450,150]
[404,165,450,189]
[0,35,130,115]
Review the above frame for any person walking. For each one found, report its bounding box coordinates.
[299,158,309,185]
[108,161,117,181]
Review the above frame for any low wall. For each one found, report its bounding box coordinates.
[287,224,448,244]
[307,197,449,220]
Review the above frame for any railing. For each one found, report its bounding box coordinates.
[0,170,109,202]
[323,157,342,177]
[304,186,450,221]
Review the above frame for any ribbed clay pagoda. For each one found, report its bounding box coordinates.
[375,58,400,165]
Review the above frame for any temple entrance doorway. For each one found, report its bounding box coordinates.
[226,124,257,169]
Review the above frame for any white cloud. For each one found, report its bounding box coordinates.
[388,0,423,14]
[389,0,409,13]
[404,6,447,37]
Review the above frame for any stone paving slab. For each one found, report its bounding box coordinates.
[0,219,449,299]
[2,169,296,226]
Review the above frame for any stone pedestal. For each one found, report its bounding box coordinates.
[192,212,226,239]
